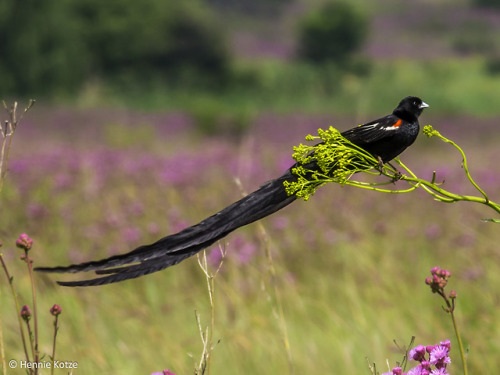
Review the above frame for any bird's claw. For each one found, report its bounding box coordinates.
[391,170,402,182]
[376,156,402,182]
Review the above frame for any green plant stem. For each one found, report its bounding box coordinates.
[436,288,467,375]
[331,159,500,216]
[25,320,35,369]
[199,251,215,375]
[450,310,468,375]
[24,252,39,374]
[194,310,208,375]
[0,312,6,375]
[51,315,59,375]
[403,175,500,214]
[432,129,488,202]
[0,254,31,369]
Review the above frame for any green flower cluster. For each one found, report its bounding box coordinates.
[283,126,379,200]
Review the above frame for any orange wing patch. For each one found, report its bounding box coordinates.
[393,119,402,128]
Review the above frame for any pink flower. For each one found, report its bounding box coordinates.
[439,340,451,351]
[16,233,34,251]
[20,305,32,321]
[50,304,62,316]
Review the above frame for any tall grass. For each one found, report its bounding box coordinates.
[1,107,499,374]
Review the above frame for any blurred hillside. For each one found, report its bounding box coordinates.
[1,0,500,118]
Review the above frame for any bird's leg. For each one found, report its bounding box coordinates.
[376,156,401,182]
[387,161,402,181]
[376,155,384,171]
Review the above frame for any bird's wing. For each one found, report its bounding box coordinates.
[341,115,401,145]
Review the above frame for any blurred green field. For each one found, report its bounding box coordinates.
[1,105,499,374]
[73,58,500,118]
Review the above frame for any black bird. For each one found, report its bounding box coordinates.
[36,96,428,286]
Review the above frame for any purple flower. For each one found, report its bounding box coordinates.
[208,246,224,267]
[429,345,451,367]
[53,173,73,190]
[430,369,449,375]
[439,340,451,351]
[151,370,175,375]
[425,224,442,240]
[122,227,141,243]
[26,203,50,219]
[404,340,451,375]
[409,345,426,362]
[271,216,289,230]
[381,368,403,375]
[407,366,423,375]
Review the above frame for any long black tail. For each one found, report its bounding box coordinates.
[35,170,297,286]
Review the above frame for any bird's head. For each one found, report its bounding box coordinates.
[394,96,429,120]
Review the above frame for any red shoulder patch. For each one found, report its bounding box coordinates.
[393,119,402,128]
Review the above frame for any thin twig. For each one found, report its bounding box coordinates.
[0,312,6,375]
[51,315,59,375]
[194,245,225,375]
[0,254,31,368]
[24,252,39,374]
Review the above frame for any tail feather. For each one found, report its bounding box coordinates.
[35,170,297,286]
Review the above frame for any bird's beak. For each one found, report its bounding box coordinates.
[419,102,429,109]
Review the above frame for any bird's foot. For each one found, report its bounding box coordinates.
[386,161,402,182]
[376,157,402,182]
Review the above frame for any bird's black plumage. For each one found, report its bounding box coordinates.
[35,96,428,286]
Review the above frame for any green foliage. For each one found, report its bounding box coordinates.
[206,0,293,16]
[486,56,500,75]
[75,0,229,86]
[65,58,500,117]
[0,0,87,96]
[296,2,368,65]
[0,0,230,96]
[471,0,500,8]
[188,97,255,136]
